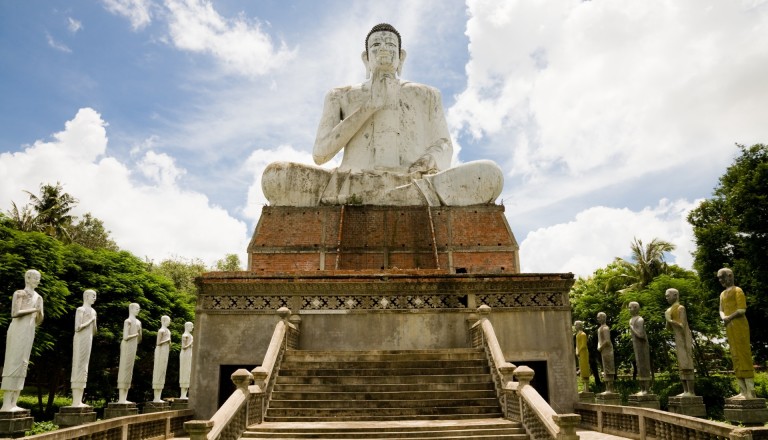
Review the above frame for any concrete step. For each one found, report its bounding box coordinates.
[272,382,495,393]
[265,348,501,423]
[265,406,501,418]
[273,374,493,385]
[279,359,488,369]
[277,366,490,377]
[269,390,496,401]
[283,349,485,362]
[263,413,505,422]
[245,418,527,439]
[268,397,500,409]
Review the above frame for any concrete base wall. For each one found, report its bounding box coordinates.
[191,273,577,419]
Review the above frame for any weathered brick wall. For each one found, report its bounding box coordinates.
[247,205,520,273]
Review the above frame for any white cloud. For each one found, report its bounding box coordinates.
[46,33,71,53]
[67,17,83,33]
[450,0,768,214]
[0,108,248,266]
[519,199,698,277]
[102,0,153,30]
[163,0,296,76]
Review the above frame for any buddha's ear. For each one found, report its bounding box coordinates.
[397,49,407,76]
[362,50,370,79]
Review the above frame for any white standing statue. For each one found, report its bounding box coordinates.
[179,321,194,399]
[179,322,195,399]
[1,270,44,412]
[117,303,141,404]
[262,23,503,207]
[152,315,171,402]
[70,289,97,407]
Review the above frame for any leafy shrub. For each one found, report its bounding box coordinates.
[26,421,58,435]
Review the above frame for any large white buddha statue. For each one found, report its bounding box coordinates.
[262,23,503,206]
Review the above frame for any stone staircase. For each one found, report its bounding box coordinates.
[244,348,528,439]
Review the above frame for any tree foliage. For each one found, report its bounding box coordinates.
[688,143,768,362]
[215,253,242,271]
[616,238,675,289]
[0,223,195,417]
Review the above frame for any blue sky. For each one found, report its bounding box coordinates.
[1,0,767,275]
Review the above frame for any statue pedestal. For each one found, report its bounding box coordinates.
[668,395,706,417]
[143,401,170,414]
[0,409,33,438]
[595,392,621,406]
[724,397,768,426]
[578,391,595,403]
[53,406,97,427]
[171,398,189,410]
[627,393,660,410]
[104,402,138,419]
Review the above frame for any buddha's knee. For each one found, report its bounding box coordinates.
[262,162,331,206]
[430,160,503,205]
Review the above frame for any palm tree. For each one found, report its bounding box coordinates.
[25,182,78,242]
[618,237,676,289]
[6,201,38,232]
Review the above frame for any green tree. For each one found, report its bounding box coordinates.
[6,201,38,232]
[24,182,78,242]
[69,213,119,251]
[688,143,768,362]
[617,238,675,290]
[215,253,242,271]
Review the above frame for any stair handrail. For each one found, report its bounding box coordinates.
[470,305,579,440]
[185,307,298,440]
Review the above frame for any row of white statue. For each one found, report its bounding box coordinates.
[1,269,194,412]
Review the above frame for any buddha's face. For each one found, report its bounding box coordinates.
[717,270,733,288]
[665,289,677,304]
[629,303,639,316]
[366,31,400,72]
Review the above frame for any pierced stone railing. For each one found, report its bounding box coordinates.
[24,409,192,440]
[470,305,579,440]
[185,307,299,440]
[574,402,765,440]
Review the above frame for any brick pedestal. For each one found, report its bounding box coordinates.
[668,395,706,417]
[724,397,768,426]
[627,393,660,410]
[595,392,621,406]
[104,402,138,419]
[171,398,189,410]
[53,406,97,427]
[143,400,170,413]
[0,409,33,438]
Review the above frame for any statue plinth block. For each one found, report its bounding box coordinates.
[104,402,138,419]
[578,391,595,403]
[247,205,519,274]
[724,397,768,426]
[0,409,33,438]
[53,406,97,427]
[171,398,189,410]
[595,392,621,406]
[143,401,171,413]
[627,394,660,410]
[668,395,706,418]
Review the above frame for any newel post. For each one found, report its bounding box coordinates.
[184,420,213,440]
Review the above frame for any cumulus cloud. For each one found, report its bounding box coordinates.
[519,199,698,277]
[450,0,768,212]
[163,0,295,76]
[0,108,248,266]
[102,0,153,30]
